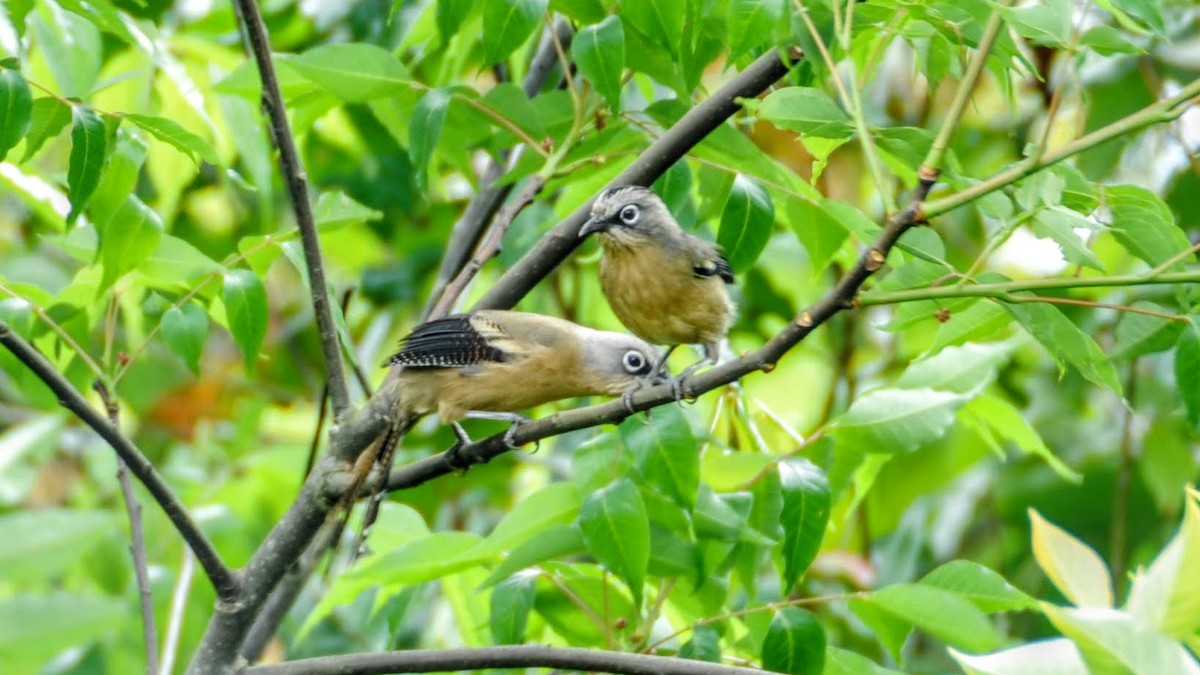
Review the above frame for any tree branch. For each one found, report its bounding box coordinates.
[94,381,160,675]
[231,0,351,420]
[472,46,803,311]
[421,19,574,320]
[0,322,240,601]
[241,645,766,675]
[857,270,1200,306]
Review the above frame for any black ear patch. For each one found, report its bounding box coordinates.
[694,255,735,284]
[388,315,506,368]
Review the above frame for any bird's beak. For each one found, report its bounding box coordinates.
[579,217,608,238]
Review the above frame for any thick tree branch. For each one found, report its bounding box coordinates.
[231,0,351,420]
[0,323,240,601]
[473,46,803,311]
[241,645,766,675]
[188,388,397,674]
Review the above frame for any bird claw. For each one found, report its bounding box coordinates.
[669,375,699,404]
[445,442,472,473]
[502,421,524,450]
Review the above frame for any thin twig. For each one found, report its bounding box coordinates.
[428,175,548,319]
[858,269,1200,306]
[0,322,239,600]
[161,550,196,675]
[231,0,351,420]
[242,645,767,675]
[421,19,573,320]
[95,381,160,675]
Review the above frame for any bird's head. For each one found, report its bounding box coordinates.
[580,329,666,395]
[579,185,679,247]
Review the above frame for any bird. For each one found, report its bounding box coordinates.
[388,310,662,452]
[579,185,735,397]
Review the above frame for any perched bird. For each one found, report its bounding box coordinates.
[579,185,736,394]
[388,310,661,448]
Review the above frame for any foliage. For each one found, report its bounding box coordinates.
[1,0,1199,673]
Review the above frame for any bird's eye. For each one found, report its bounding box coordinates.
[622,350,648,374]
[619,204,640,225]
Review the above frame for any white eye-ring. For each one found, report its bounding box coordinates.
[619,204,640,225]
[622,350,647,374]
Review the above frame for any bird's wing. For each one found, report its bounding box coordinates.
[689,239,735,284]
[389,314,508,367]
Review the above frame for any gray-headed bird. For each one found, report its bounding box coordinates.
[389,310,661,447]
[579,185,736,395]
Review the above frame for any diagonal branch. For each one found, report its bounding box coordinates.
[0,322,240,601]
[242,645,766,675]
[421,19,574,320]
[231,0,351,420]
[472,46,803,311]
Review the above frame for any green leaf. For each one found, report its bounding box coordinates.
[865,583,1003,653]
[410,87,452,192]
[281,43,410,103]
[19,97,71,162]
[348,531,486,584]
[619,404,699,508]
[124,113,220,166]
[717,174,774,272]
[762,607,826,675]
[313,190,384,229]
[490,573,537,644]
[778,461,830,593]
[66,106,108,224]
[929,300,1012,352]
[577,478,649,605]
[1031,207,1104,271]
[758,87,854,139]
[552,0,606,23]
[679,625,721,662]
[436,0,476,41]
[0,593,125,669]
[898,341,1013,395]
[99,197,164,291]
[482,0,548,66]
[480,524,585,588]
[728,0,783,59]
[833,387,965,453]
[571,15,625,112]
[619,0,685,56]
[825,647,906,675]
[785,197,848,274]
[470,483,582,558]
[161,303,208,375]
[1125,489,1200,637]
[1042,605,1198,675]
[222,269,268,372]
[0,510,116,582]
[693,486,771,545]
[921,561,1039,613]
[1029,509,1113,608]
[999,0,1072,47]
[1105,184,1191,270]
[1111,302,1185,360]
[961,394,1081,483]
[0,63,32,161]
[1006,302,1122,394]
[949,638,1089,675]
[1176,322,1200,427]
[1080,25,1146,56]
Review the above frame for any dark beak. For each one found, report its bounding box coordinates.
[579,217,609,238]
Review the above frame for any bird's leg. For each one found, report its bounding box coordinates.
[656,345,679,378]
[446,421,475,471]
[670,342,719,402]
[463,411,533,451]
